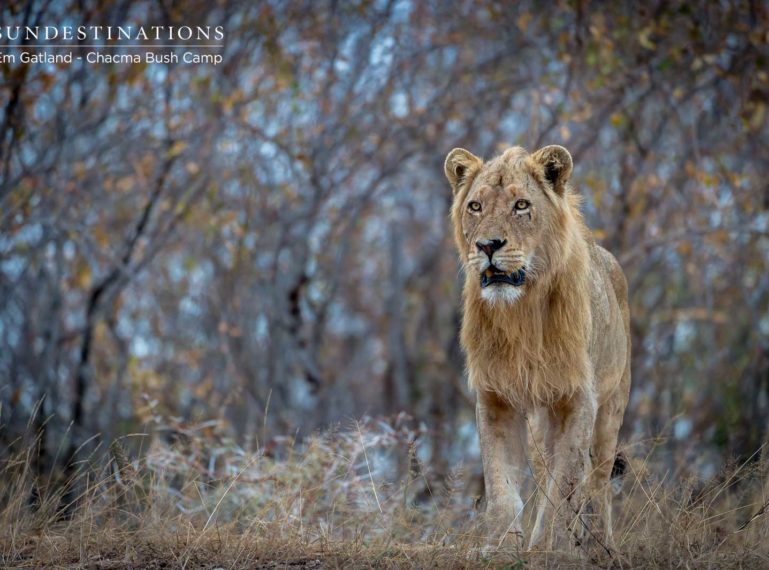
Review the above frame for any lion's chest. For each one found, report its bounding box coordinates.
[461,309,589,407]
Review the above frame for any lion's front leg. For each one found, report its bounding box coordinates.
[529,390,597,553]
[476,390,528,549]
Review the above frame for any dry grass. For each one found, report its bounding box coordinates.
[1,414,768,569]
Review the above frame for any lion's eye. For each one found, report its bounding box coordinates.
[468,201,482,213]
[514,199,530,212]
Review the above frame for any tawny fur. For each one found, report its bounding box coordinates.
[445,145,631,552]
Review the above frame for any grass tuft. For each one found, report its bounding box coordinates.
[1,416,768,568]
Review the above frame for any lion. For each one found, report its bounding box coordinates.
[444,144,631,552]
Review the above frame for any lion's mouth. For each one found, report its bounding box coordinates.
[480,266,526,288]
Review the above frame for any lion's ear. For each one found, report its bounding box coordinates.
[531,145,573,194]
[444,148,482,194]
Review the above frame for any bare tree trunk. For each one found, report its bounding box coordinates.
[384,220,409,414]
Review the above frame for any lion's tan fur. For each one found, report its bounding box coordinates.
[449,147,596,407]
[460,202,591,408]
[444,144,631,552]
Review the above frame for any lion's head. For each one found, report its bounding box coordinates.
[444,145,576,305]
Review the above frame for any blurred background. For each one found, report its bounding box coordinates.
[1,0,768,486]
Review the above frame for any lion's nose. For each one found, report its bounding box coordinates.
[476,238,507,259]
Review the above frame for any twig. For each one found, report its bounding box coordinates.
[737,497,769,532]
[356,420,383,515]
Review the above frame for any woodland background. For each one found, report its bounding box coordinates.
[1,0,768,513]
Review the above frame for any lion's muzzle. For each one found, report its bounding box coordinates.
[476,238,507,259]
[480,266,526,288]
[474,239,527,289]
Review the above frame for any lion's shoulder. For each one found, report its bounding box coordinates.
[589,243,628,309]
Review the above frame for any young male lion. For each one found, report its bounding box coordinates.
[444,145,631,552]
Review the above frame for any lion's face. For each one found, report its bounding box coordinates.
[444,145,574,305]
[460,166,541,304]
